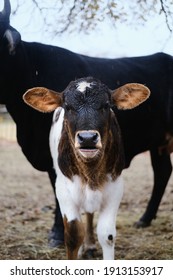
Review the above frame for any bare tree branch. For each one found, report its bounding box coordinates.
[160,0,172,32]
[58,0,78,34]
[11,0,173,36]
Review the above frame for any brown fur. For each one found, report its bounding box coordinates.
[23,87,62,112]
[58,112,124,189]
[63,216,85,260]
[112,83,150,110]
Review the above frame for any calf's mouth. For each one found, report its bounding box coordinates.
[78,147,100,159]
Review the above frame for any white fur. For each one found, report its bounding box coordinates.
[49,107,64,172]
[49,107,124,260]
[77,81,92,92]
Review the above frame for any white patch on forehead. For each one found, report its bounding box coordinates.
[77,81,92,93]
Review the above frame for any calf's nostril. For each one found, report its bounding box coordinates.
[92,133,99,143]
[77,134,84,144]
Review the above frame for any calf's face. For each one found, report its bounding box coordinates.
[23,77,150,161]
[63,79,113,159]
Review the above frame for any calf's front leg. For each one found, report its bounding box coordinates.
[64,216,85,260]
[55,176,85,260]
[97,176,123,260]
[84,213,96,253]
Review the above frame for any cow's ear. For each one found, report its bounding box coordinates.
[112,83,150,110]
[23,87,62,113]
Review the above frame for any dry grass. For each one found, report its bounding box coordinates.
[0,137,173,260]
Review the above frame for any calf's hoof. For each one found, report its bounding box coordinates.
[83,248,97,259]
[48,226,64,248]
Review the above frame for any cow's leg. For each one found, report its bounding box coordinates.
[83,213,96,256]
[64,216,85,260]
[97,176,123,260]
[55,177,85,259]
[135,148,172,228]
[47,169,64,247]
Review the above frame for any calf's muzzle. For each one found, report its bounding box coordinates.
[77,131,99,147]
[75,130,102,159]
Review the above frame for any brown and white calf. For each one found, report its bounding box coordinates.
[23,77,150,259]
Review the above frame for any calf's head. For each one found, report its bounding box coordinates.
[23,77,150,161]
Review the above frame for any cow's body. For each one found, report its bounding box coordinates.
[0,0,173,247]
[23,77,150,259]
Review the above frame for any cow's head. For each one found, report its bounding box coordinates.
[23,77,150,161]
[0,0,21,54]
[0,0,21,103]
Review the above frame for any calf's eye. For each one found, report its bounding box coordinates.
[100,101,110,111]
[104,101,110,109]
[65,103,72,111]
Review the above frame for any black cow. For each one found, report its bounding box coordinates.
[0,0,173,247]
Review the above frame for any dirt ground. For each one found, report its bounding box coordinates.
[0,128,173,260]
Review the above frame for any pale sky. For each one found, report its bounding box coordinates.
[1,0,173,57]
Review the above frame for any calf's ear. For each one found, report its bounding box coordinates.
[112,83,150,110]
[23,87,62,113]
